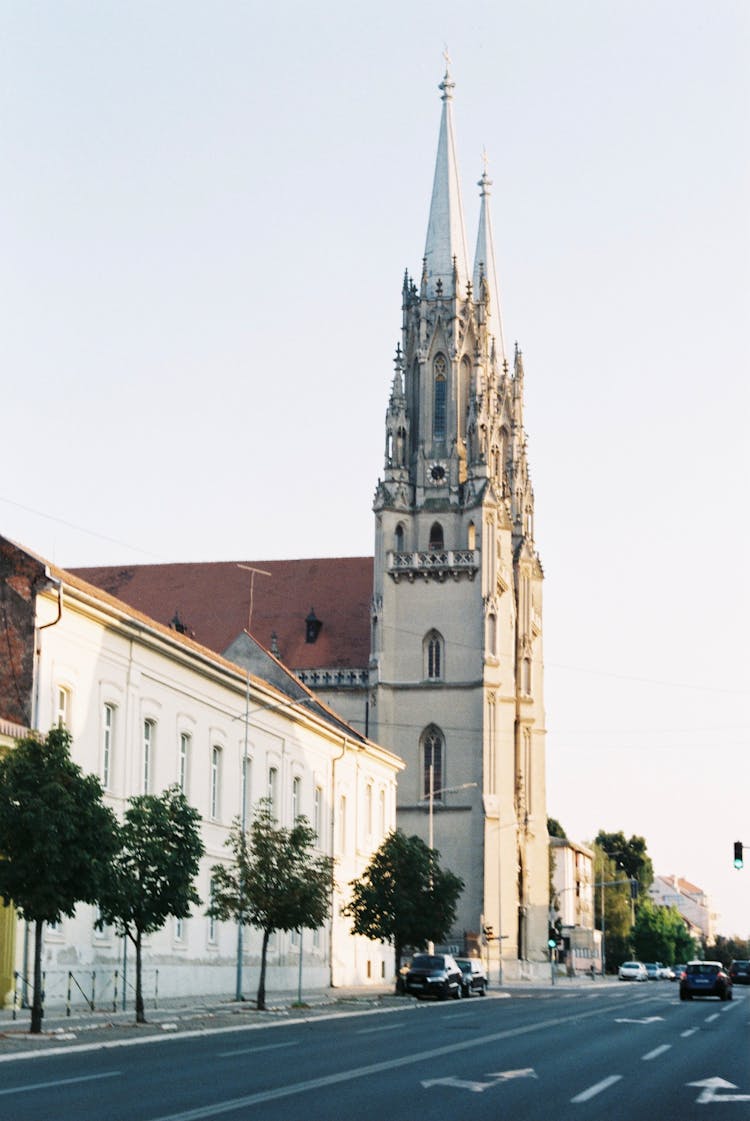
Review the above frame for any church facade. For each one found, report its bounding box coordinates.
[367,66,549,973]
[73,66,550,978]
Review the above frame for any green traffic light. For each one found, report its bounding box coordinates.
[734,841,744,869]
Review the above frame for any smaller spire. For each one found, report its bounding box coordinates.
[473,153,507,362]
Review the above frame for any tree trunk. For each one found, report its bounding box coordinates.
[30,919,44,1034]
[135,929,145,1024]
[256,928,270,1011]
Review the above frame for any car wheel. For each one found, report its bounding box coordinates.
[479,983,486,996]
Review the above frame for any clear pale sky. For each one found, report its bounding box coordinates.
[3,3,749,937]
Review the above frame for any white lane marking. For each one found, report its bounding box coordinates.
[571,1075,623,1103]
[356,1024,401,1034]
[680,1028,699,1037]
[642,1044,671,1061]
[218,1041,297,1057]
[704,1013,720,1023]
[0,1071,120,1097]
[689,1077,750,1103]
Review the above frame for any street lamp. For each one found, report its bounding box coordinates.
[419,767,477,953]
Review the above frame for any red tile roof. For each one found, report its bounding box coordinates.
[73,557,374,670]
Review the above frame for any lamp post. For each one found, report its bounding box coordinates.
[420,769,477,953]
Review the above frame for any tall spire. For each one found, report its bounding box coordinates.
[473,154,506,362]
[423,54,469,299]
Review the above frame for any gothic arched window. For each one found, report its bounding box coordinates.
[394,523,405,552]
[433,354,447,440]
[422,726,444,800]
[467,521,476,550]
[424,630,444,681]
[429,522,444,550]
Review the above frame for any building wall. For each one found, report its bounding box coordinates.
[1,546,401,1008]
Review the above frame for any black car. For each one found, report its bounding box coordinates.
[729,960,750,985]
[404,953,463,1000]
[679,960,733,1001]
[455,957,488,997]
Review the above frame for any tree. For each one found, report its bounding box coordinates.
[97,786,204,1023]
[547,817,567,839]
[593,843,633,971]
[631,899,695,964]
[0,728,117,1033]
[595,830,654,893]
[342,829,464,984]
[208,799,334,1011]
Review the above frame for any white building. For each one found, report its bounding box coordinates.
[550,837,600,974]
[649,875,716,946]
[0,536,402,1009]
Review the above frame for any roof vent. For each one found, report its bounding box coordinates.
[305,608,322,644]
[170,610,193,637]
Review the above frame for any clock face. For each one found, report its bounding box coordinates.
[430,464,446,482]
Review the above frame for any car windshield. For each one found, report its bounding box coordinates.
[456,960,471,972]
[687,963,719,975]
[411,955,445,969]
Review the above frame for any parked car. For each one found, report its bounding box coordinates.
[660,965,675,980]
[729,960,750,986]
[404,953,463,1000]
[679,960,733,1001]
[455,957,488,997]
[671,964,686,982]
[643,962,662,981]
[618,961,648,981]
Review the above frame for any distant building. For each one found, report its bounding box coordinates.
[551,837,600,974]
[0,535,402,1009]
[649,874,716,945]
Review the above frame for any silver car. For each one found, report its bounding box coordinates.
[618,961,648,981]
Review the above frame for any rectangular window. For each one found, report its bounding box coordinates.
[366,783,373,837]
[292,775,301,822]
[56,687,70,729]
[241,755,252,824]
[179,733,190,794]
[313,786,322,845]
[337,794,347,853]
[174,917,184,941]
[143,720,154,794]
[210,746,221,820]
[268,766,278,817]
[102,703,115,790]
[379,789,386,836]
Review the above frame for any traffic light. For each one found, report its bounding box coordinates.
[734,841,744,870]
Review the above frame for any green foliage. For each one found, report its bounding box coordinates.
[208,799,334,1009]
[631,898,696,964]
[0,727,117,1032]
[97,786,204,1022]
[342,829,464,981]
[711,934,750,967]
[0,727,117,924]
[593,843,633,971]
[595,830,654,892]
[547,817,567,839]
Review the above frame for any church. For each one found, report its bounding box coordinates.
[76,64,550,978]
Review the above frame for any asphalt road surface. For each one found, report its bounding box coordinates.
[1,984,747,1120]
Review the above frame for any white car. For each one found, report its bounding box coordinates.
[618,961,648,981]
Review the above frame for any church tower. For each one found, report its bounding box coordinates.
[370,64,549,976]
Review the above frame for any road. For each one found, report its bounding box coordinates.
[1,984,747,1120]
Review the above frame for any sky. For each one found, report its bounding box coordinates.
[2,2,749,937]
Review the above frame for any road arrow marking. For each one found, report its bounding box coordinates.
[614,1016,664,1024]
[421,1077,493,1093]
[688,1077,750,1104]
[486,1068,538,1082]
[421,1068,538,1093]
